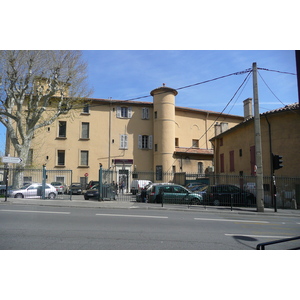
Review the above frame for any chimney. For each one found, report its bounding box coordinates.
[243,98,253,120]
[214,122,221,136]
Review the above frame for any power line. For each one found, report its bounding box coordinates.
[257,67,296,76]
[258,70,298,114]
[166,71,253,171]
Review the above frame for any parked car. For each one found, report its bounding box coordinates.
[131,180,152,195]
[146,183,203,205]
[51,182,68,194]
[0,183,12,195]
[204,184,256,206]
[84,184,99,200]
[69,183,83,195]
[86,180,99,190]
[9,183,57,199]
[188,184,207,193]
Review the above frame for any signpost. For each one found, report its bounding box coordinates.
[2,156,23,164]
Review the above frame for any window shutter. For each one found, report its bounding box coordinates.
[229,150,235,172]
[124,135,128,149]
[148,135,153,149]
[116,107,121,118]
[120,134,128,149]
[142,108,149,119]
[138,135,142,149]
[220,153,224,173]
[128,107,132,118]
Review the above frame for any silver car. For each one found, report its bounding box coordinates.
[50,182,68,194]
[9,183,58,199]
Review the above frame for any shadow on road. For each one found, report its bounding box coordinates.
[231,235,258,249]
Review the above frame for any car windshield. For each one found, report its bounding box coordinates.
[20,183,31,189]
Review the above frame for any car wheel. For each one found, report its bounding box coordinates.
[191,198,200,205]
[48,193,56,199]
[84,196,89,200]
[213,199,220,206]
[15,193,23,198]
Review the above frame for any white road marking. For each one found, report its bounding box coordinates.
[96,213,168,219]
[194,217,269,224]
[0,209,70,215]
[225,234,293,239]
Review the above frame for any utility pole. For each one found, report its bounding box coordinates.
[295,50,300,106]
[252,62,264,212]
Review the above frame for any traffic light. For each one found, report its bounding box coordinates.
[273,154,283,171]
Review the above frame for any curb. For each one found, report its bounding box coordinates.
[1,198,299,218]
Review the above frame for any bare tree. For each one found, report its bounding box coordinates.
[0,50,92,187]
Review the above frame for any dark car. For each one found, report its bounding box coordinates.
[69,183,83,195]
[86,180,99,190]
[84,184,99,200]
[146,183,203,205]
[204,184,256,207]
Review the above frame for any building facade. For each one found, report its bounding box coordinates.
[6,85,244,189]
[210,101,300,178]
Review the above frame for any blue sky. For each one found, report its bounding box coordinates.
[0,50,298,154]
[82,50,297,114]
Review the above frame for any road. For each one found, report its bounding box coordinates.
[0,204,299,250]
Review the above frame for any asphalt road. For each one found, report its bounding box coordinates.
[1,204,299,250]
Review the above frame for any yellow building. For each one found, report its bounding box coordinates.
[7,85,244,189]
[210,100,300,178]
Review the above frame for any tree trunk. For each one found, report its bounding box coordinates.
[12,140,31,189]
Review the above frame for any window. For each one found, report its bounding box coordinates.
[80,150,89,166]
[117,107,132,118]
[56,176,65,183]
[155,144,158,152]
[229,150,235,172]
[154,111,157,119]
[57,150,65,166]
[142,107,149,119]
[156,165,162,181]
[81,122,90,139]
[220,153,224,173]
[138,135,152,149]
[175,138,179,147]
[58,121,67,138]
[198,162,203,174]
[120,134,128,149]
[82,104,89,114]
[239,149,243,157]
[192,139,199,148]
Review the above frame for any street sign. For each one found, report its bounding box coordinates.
[1,156,23,164]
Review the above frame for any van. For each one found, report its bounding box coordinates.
[131,180,152,195]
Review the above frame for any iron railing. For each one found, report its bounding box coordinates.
[256,236,300,250]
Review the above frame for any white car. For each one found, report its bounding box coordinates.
[9,183,58,199]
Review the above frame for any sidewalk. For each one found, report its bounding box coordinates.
[1,196,300,217]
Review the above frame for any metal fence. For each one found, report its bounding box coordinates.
[100,169,300,209]
[2,166,299,209]
[0,167,73,200]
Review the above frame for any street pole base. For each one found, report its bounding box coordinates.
[257,206,264,212]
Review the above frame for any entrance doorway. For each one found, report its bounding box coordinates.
[119,169,128,193]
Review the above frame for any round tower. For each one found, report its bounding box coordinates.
[150,85,178,181]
